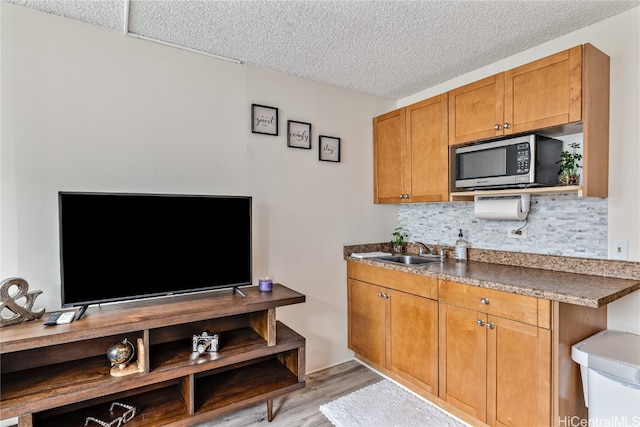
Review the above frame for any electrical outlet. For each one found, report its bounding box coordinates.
[610,239,628,261]
[507,227,527,239]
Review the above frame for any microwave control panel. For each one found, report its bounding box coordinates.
[516,143,530,174]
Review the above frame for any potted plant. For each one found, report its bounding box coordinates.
[391,227,406,253]
[557,142,583,186]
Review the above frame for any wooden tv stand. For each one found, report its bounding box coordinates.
[0,284,306,426]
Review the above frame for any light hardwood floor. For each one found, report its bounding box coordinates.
[196,360,383,426]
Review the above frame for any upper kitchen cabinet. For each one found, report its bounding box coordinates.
[449,43,609,197]
[450,46,583,145]
[503,46,583,135]
[448,73,505,145]
[373,108,406,204]
[374,94,449,204]
[450,45,586,145]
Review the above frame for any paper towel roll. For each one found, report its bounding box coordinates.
[474,196,528,220]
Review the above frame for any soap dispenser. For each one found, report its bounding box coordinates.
[455,229,467,260]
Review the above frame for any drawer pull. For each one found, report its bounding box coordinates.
[476,319,485,327]
[486,322,495,329]
[480,298,489,305]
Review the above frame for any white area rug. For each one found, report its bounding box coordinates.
[320,380,469,427]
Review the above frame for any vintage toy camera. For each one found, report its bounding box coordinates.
[192,331,219,355]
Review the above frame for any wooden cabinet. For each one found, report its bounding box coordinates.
[387,287,439,392]
[503,47,583,135]
[347,277,385,366]
[347,262,439,394]
[373,108,406,204]
[345,261,610,426]
[375,44,609,201]
[438,280,551,426]
[448,44,609,197]
[406,95,449,203]
[449,46,584,145]
[438,303,487,420]
[373,94,449,204]
[448,73,505,145]
[0,285,306,426]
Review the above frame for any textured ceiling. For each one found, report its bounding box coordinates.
[6,0,639,99]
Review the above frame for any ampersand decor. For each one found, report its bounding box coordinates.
[0,277,45,327]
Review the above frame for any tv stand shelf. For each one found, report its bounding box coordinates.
[0,284,306,426]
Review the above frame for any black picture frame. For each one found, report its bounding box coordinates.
[319,135,341,162]
[251,104,278,135]
[287,120,312,149]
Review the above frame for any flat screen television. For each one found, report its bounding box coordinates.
[59,192,252,316]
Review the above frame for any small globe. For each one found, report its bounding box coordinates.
[107,339,135,366]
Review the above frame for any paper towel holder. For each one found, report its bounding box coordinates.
[474,193,530,218]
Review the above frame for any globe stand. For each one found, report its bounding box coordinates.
[110,338,146,377]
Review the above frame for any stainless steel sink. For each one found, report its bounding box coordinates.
[375,255,442,265]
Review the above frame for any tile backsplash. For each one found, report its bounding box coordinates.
[398,193,608,259]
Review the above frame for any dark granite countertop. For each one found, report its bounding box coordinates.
[344,244,640,308]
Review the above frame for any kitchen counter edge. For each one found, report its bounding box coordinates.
[345,253,639,308]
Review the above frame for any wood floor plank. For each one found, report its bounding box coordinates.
[195,360,382,426]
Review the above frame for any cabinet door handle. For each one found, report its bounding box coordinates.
[476,319,485,326]
[480,298,489,305]
[494,124,501,130]
[486,322,495,329]
[503,123,511,129]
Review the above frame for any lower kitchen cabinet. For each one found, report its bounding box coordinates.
[346,260,611,427]
[347,278,385,366]
[438,303,487,420]
[387,288,439,392]
[486,315,551,426]
[439,280,551,427]
[347,262,439,395]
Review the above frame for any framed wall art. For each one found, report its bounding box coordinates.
[251,104,278,136]
[287,120,312,149]
[319,135,340,162]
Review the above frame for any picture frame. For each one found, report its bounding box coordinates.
[287,120,312,149]
[319,135,341,162]
[251,104,278,136]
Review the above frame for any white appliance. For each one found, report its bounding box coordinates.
[571,330,640,425]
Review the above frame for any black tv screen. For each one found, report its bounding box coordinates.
[59,192,252,308]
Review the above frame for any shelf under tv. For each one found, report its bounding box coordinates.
[0,284,306,426]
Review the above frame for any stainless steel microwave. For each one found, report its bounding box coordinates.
[454,134,562,190]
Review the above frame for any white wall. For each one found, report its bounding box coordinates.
[0,3,397,376]
[399,7,640,335]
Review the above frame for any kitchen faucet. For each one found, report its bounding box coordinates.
[413,241,432,255]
